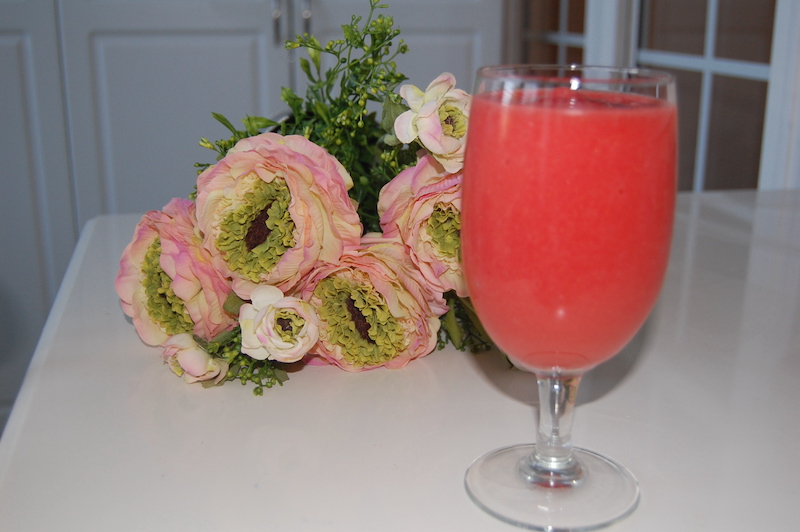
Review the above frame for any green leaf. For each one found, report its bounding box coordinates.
[208,327,238,347]
[245,116,279,132]
[299,57,313,81]
[212,112,240,135]
[307,46,322,72]
[341,24,363,47]
[281,87,304,116]
[223,292,247,316]
[443,306,464,349]
[243,120,260,136]
[273,367,289,383]
[313,101,331,125]
[460,297,493,347]
[382,133,401,146]
[380,99,408,134]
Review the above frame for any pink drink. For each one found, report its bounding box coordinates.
[462,88,676,373]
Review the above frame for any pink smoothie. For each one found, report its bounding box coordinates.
[462,88,677,373]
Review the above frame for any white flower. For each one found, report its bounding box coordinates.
[394,72,471,173]
[162,333,228,384]
[239,285,320,363]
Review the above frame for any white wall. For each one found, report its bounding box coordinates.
[0,0,77,433]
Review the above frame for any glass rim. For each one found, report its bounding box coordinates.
[476,64,675,87]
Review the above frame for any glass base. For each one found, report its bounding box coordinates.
[465,444,639,531]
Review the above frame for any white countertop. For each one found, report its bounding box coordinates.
[1,189,798,531]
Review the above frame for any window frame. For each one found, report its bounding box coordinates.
[583,0,799,190]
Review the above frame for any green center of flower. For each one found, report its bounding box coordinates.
[216,177,296,282]
[274,308,306,343]
[426,202,461,260]
[438,104,467,139]
[314,274,405,368]
[141,237,194,335]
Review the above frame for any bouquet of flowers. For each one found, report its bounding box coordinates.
[115,0,490,395]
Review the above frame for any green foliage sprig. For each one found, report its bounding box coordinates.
[198,0,417,233]
[197,327,289,395]
[440,294,494,353]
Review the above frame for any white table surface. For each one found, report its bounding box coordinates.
[1,189,799,531]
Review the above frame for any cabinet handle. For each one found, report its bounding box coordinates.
[301,0,312,36]
[272,0,283,46]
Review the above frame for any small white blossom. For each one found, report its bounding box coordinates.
[394,72,471,173]
[239,285,320,363]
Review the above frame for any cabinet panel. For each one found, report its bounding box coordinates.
[88,31,275,216]
[59,0,292,228]
[0,32,52,434]
[394,30,484,89]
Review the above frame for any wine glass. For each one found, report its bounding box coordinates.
[461,65,677,530]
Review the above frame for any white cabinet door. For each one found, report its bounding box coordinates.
[301,0,503,92]
[61,0,503,228]
[59,0,293,228]
[0,0,77,429]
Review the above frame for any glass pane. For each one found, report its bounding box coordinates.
[638,66,698,191]
[567,0,585,34]
[523,43,583,65]
[715,0,775,63]
[642,0,706,55]
[648,67,701,191]
[522,1,584,64]
[565,46,583,65]
[704,75,767,190]
[527,0,559,33]
[526,42,559,64]
[675,69,701,191]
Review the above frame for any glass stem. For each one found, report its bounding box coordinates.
[519,373,584,487]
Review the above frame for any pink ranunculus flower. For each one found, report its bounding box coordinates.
[162,333,229,384]
[378,154,467,297]
[394,72,471,173]
[239,284,320,363]
[195,132,362,299]
[115,198,236,346]
[296,235,448,372]
[159,199,238,341]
